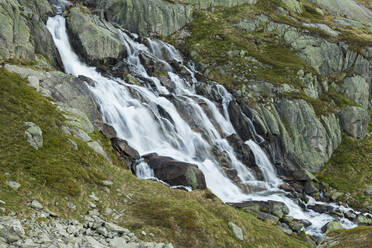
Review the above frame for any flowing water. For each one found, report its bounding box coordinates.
[46,11,357,236]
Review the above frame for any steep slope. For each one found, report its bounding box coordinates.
[0,66,312,247]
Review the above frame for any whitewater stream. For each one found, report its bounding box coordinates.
[46,4,358,236]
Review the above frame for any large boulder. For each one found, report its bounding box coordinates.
[66,7,127,66]
[142,154,207,190]
[0,0,62,68]
[339,106,370,139]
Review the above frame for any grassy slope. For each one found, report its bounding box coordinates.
[325,226,372,248]
[0,67,312,247]
[317,112,372,209]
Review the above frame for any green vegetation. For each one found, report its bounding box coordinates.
[317,111,372,209]
[168,3,314,89]
[0,67,311,247]
[325,226,372,248]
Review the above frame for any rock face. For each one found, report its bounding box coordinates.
[81,0,257,36]
[336,76,370,109]
[5,64,102,126]
[82,0,193,36]
[0,0,62,68]
[339,106,370,139]
[24,122,43,150]
[308,0,372,25]
[142,154,207,190]
[248,99,342,173]
[66,7,127,66]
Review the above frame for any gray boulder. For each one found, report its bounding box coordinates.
[66,7,127,66]
[24,122,43,150]
[142,154,207,190]
[339,106,370,139]
[228,221,243,241]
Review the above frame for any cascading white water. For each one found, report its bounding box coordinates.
[46,13,358,236]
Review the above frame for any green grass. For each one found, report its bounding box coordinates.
[317,112,372,208]
[0,66,313,247]
[324,226,372,248]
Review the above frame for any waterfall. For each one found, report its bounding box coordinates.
[46,13,358,236]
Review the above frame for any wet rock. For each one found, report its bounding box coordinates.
[138,52,172,75]
[111,138,140,170]
[228,221,244,240]
[304,180,318,195]
[339,106,370,139]
[228,101,254,141]
[99,123,117,139]
[321,220,343,233]
[24,122,43,150]
[142,154,207,190]
[308,204,333,214]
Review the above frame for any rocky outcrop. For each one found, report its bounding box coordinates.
[0,0,62,68]
[142,154,207,190]
[4,64,102,125]
[82,0,193,36]
[66,7,127,66]
[246,99,342,173]
[80,0,258,36]
[185,0,257,9]
[24,122,43,150]
[335,76,370,109]
[339,106,370,139]
[308,0,372,25]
